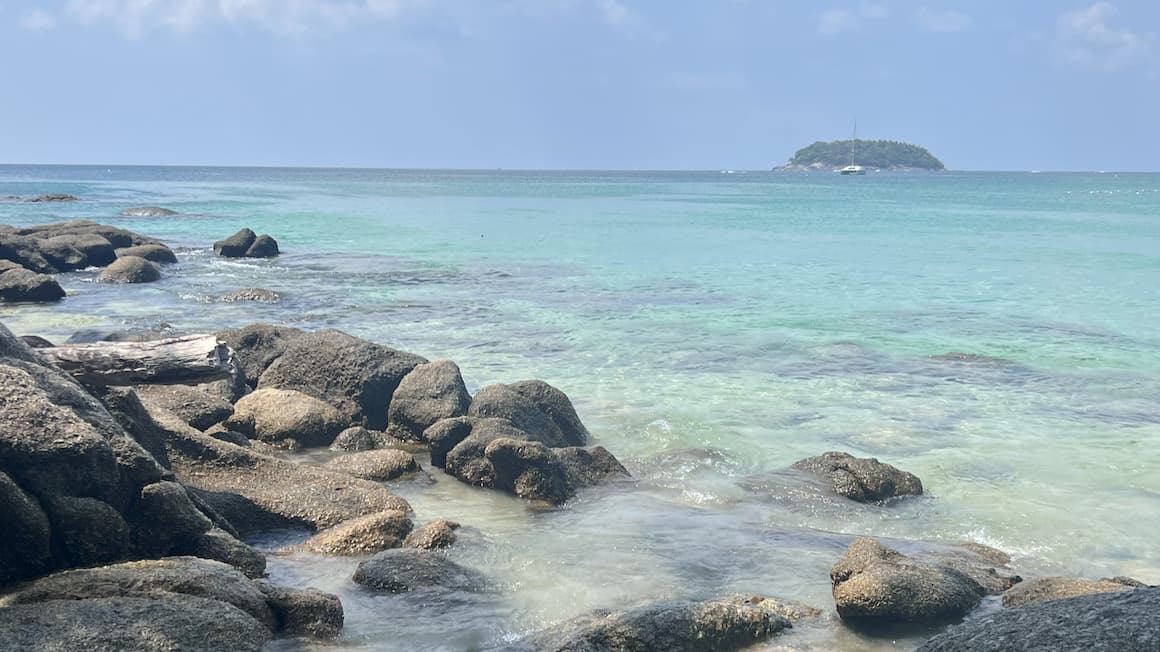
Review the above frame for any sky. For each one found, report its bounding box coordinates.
[0,1,1158,171]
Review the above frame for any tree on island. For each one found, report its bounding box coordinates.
[782,139,945,171]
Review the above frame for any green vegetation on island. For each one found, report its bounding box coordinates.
[779,139,945,171]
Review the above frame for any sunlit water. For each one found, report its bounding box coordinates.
[3,167,1159,650]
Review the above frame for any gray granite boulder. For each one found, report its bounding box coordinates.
[404,519,460,550]
[304,510,414,555]
[214,227,257,257]
[792,451,923,503]
[918,586,1160,651]
[122,206,178,217]
[227,387,347,448]
[467,380,589,448]
[352,548,488,593]
[97,255,161,283]
[0,266,65,302]
[245,233,279,257]
[254,579,344,639]
[831,537,986,623]
[385,359,471,443]
[330,425,385,452]
[42,233,117,267]
[258,329,427,430]
[116,243,178,264]
[325,449,422,481]
[134,383,235,431]
[0,232,56,272]
[16,219,159,249]
[216,322,305,388]
[0,470,53,582]
[35,237,88,271]
[1001,576,1144,608]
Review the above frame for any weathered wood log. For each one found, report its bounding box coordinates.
[40,334,234,386]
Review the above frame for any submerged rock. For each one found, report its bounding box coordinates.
[115,243,178,264]
[96,255,161,283]
[385,359,471,443]
[219,287,281,303]
[791,451,923,503]
[831,537,987,624]
[918,586,1160,651]
[404,519,460,550]
[254,579,344,639]
[25,193,79,202]
[1001,576,1144,608]
[121,206,178,217]
[352,548,489,593]
[304,510,414,555]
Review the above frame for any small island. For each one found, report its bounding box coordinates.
[775,139,945,172]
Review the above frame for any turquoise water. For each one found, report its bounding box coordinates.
[3,166,1159,650]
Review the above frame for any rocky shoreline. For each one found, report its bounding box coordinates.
[2,216,1157,651]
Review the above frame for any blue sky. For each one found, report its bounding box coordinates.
[1,1,1157,170]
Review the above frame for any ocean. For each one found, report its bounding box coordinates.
[2,166,1158,650]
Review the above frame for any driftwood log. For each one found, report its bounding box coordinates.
[40,334,234,386]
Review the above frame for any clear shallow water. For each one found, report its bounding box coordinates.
[3,166,1159,650]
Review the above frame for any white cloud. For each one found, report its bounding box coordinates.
[63,0,409,37]
[817,3,887,36]
[1055,2,1153,71]
[20,7,57,32]
[915,7,971,33]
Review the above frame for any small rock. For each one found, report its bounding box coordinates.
[304,510,414,555]
[791,451,923,503]
[96,255,161,283]
[1001,576,1143,608]
[352,548,488,593]
[121,206,178,217]
[219,287,281,303]
[330,426,385,452]
[25,193,79,202]
[245,234,280,258]
[254,580,344,639]
[325,449,421,481]
[214,228,257,257]
[115,243,178,264]
[404,519,460,550]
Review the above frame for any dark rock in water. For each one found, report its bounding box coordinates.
[254,579,344,639]
[325,449,422,481]
[17,219,160,249]
[258,329,427,430]
[917,586,1160,652]
[122,206,178,217]
[214,227,257,257]
[791,451,923,503]
[227,387,347,448]
[35,236,88,271]
[245,233,280,257]
[386,359,471,443]
[0,232,56,272]
[304,510,414,555]
[0,267,65,302]
[352,548,488,593]
[405,519,460,550]
[97,255,161,283]
[831,537,986,624]
[115,243,178,264]
[219,287,281,303]
[0,594,272,652]
[468,380,589,448]
[25,193,79,202]
[134,384,235,431]
[1001,576,1143,608]
[426,416,497,467]
[216,323,305,388]
[330,425,385,452]
[18,334,55,348]
[516,595,819,652]
[42,232,117,267]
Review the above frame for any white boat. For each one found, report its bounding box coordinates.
[839,121,867,175]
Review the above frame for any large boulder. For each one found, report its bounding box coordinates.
[385,360,471,443]
[134,384,235,431]
[791,451,923,503]
[0,232,55,272]
[325,449,422,481]
[516,595,819,652]
[35,237,88,271]
[227,387,347,448]
[43,233,117,267]
[253,579,344,639]
[214,228,257,257]
[122,206,178,217]
[16,220,160,249]
[918,586,1160,651]
[352,548,488,593]
[303,510,414,555]
[96,255,161,283]
[1001,576,1144,608]
[245,234,279,257]
[115,243,178,264]
[0,266,65,302]
[0,470,53,582]
[257,329,427,430]
[216,323,305,388]
[831,538,987,624]
[467,380,589,448]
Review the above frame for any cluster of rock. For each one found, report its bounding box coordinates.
[1,193,79,202]
[0,220,177,301]
[214,227,279,258]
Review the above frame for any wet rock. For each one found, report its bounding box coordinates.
[35,237,88,271]
[227,387,347,448]
[135,383,235,431]
[254,580,344,639]
[352,548,488,593]
[831,537,985,623]
[330,425,385,452]
[0,594,272,652]
[467,380,589,448]
[182,527,267,578]
[917,586,1160,651]
[17,219,159,249]
[219,287,281,303]
[791,451,923,503]
[0,267,65,302]
[25,193,79,202]
[122,206,178,217]
[385,359,471,443]
[258,329,427,430]
[0,232,56,272]
[325,449,422,481]
[1001,576,1143,608]
[517,595,818,652]
[426,416,498,467]
[96,255,161,283]
[115,243,178,264]
[42,233,117,267]
[216,322,305,388]
[304,510,414,555]
[214,227,257,257]
[245,233,279,257]
[404,519,460,550]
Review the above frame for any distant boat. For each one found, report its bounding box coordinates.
[839,120,867,176]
